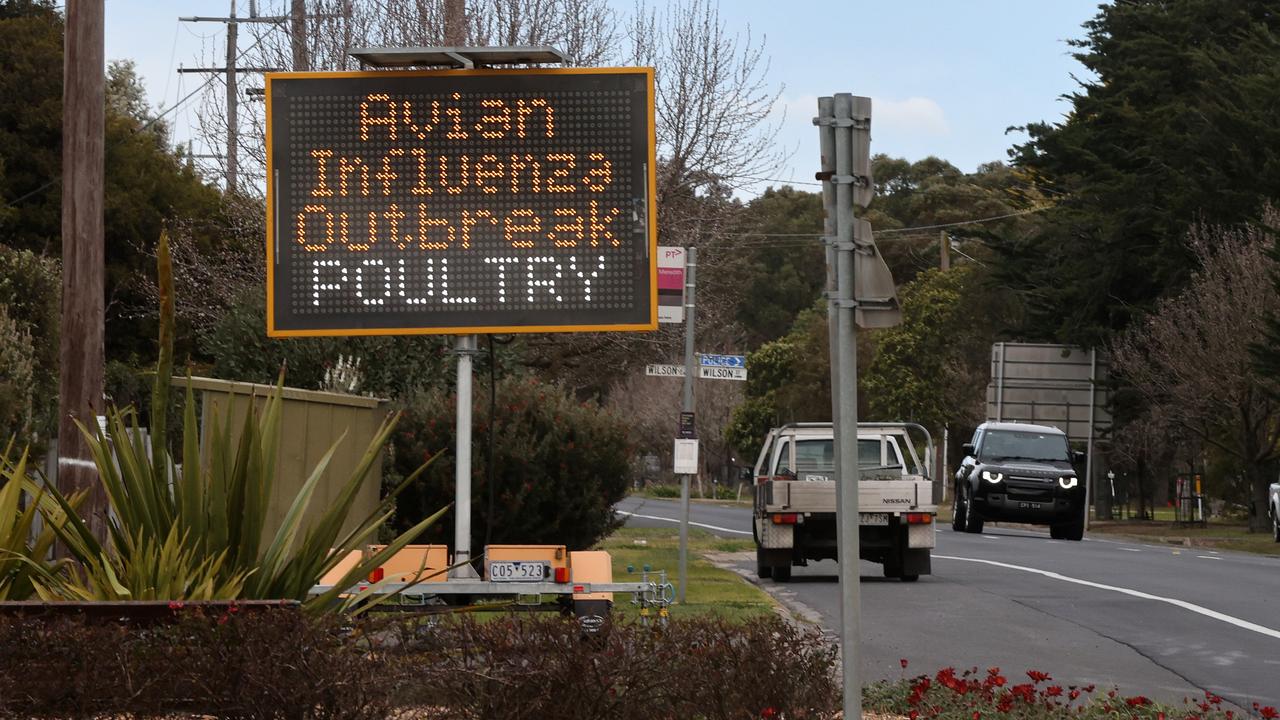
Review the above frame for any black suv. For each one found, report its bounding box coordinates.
[952,422,1086,540]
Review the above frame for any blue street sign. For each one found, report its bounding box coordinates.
[699,353,745,368]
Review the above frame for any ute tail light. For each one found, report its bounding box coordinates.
[905,513,933,525]
[368,567,385,583]
[553,566,570,584]
[771,513,799,525]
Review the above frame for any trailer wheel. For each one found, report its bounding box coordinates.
[900,574,920,582]
[772,564,792,582]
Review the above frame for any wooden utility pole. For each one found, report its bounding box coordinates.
[225,0,239,191]
[58,0,108,539]
[290,0,309,71]
[940,229,951,270]
[444,0,465,44]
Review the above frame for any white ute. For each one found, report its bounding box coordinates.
[752,422,937,582]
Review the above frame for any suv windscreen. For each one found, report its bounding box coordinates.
[792,439,883,475]
[980,430,1070,462]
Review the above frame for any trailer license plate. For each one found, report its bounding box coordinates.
[860,513,890,526]
[490,561,546,582]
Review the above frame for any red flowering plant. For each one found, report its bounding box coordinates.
[864,664,1271,720]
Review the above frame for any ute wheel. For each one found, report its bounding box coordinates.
[900,574,920,583]
[951,485,967,532]
[756,548,773,579]
[772,564,792,582]
[963,485,984,534]
[1049,524,1065,540]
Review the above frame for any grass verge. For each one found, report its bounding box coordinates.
[596,526,774,621]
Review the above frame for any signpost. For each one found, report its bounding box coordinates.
[657,246,685,323]
[264,67,658,336]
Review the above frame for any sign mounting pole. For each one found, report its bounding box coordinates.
[677,245,697,605]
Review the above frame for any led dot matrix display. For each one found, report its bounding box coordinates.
[265,67,656,336]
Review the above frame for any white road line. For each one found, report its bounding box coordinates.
[983,535,998,540]
[934,554,1280,641]
[1119,548,1142,552]
[615,510,752,536]
[1197,555,1222,560]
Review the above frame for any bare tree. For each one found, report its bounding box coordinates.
[607,370,745,494]
[1111,209,1280,531]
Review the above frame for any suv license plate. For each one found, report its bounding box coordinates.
[860,512,890,526]
[490,561,546,582]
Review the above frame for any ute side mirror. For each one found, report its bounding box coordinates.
[1072,450,1086,465]
[961,443,976,457]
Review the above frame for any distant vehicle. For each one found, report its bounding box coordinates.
[1268,481,1280,542]
[751,422,937,582]
[953,421,1086,540]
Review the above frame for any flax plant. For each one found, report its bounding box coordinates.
[0,443,78,600]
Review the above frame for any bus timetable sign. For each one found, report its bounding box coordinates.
[265,67,657,336]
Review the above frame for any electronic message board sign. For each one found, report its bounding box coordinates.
[265,67,656,336]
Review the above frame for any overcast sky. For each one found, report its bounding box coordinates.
[102,0,1105,195]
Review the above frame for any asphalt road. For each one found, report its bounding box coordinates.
[616,496,1280,710]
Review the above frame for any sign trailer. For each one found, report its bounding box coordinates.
[265,67,657,336]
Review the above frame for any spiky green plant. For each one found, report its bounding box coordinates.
[0,441,82,600]
[30,230,446,612]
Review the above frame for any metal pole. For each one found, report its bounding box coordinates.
[57,0,107,543]
[452,334,480,577]
[677,246,697,604]
[1084,347,1097,531]
[833,92,862,720]
[819,96,841,478]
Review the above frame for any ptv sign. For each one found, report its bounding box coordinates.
[264,67,657,337]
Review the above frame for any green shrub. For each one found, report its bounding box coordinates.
[0,245,58,447]
[390,376,633,550]
[648,483,681,498]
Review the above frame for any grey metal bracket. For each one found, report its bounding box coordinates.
[822,236,857,251]
[812,116,871,130]
[831,174,873,188]
[830,298,860,309]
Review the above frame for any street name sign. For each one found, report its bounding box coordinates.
[698,353,745,368]
[644,364,746,381]
[265,67,657,336]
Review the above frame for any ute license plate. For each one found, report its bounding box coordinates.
[490,561,546,582]
[860,512,890,526]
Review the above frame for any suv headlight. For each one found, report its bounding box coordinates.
[1058,476,1078,489]
[981,470,1004,483]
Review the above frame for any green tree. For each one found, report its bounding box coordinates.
[864,265,1008,441]
[997,0,1280,345]
[728,187,826,345]
[0,2,224,362]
